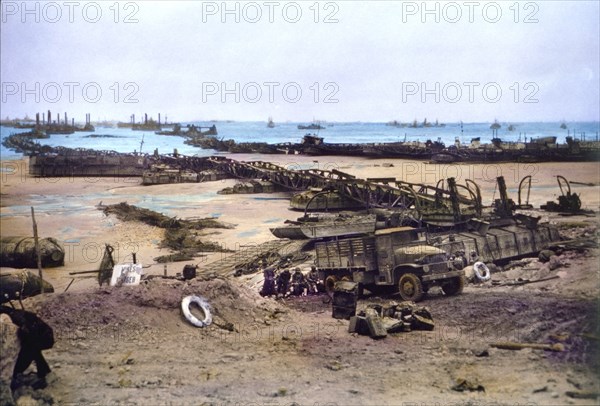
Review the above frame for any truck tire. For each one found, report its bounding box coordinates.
[398,273,424,302]
[441,276,464,296]
[325,275,339,298]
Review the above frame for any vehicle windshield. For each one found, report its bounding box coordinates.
[421,253,447,264]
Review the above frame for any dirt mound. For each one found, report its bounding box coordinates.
[25,276,282,339]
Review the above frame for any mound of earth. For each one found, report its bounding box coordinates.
[26,276,284,340]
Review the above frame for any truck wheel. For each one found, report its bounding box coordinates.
[398,273,424,302]
[325,275,339,298]
[441,276,464,296]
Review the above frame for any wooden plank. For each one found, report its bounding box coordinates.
[31,207,44,293]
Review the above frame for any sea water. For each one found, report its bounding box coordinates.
[1,121,599,160]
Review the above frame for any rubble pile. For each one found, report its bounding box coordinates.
[349,302,435,339]
[218,180,277,195]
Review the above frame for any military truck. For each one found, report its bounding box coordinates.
[315,227,464,302]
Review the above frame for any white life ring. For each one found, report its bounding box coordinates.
[181,295,212,327]
[473,261,491,282]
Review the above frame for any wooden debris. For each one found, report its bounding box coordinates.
[499,276,561,286]
[547,238,597,251]
[451,377,485,392]
[102,203,233,262]
[565,391,599,400]
[30,207,44,293]
[490,342,565,352]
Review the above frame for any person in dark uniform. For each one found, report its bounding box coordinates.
[291,268,307,296]
[276,269,291,297]
[306,266,319,295]
[259,266,276,297]
[0,306,54,390]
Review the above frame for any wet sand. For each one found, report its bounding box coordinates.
[1,154,599,293]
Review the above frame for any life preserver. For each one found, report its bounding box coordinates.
[473,261,491,282]
[181,295,212,327]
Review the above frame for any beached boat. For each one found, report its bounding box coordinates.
[362,139,445,159]
[432,137,559,163]
[270,214,378,240]
[142,164,199,185]
[303,143,365,156]
[29,150,148,177]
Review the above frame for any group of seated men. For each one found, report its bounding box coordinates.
[259,265,320,298]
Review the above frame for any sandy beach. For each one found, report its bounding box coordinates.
[2,155,599,289]
[1,155,599,405]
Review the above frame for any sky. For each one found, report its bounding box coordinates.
[1,0,599,123]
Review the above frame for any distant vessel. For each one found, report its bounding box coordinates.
[490,120,501,130]
[508,124,516,131]
[118,113,173,131]
[267,117,275,128]
[298,123,325,130]
[560,122,567,129]
[156,124,217,137]
[407,118,444,128]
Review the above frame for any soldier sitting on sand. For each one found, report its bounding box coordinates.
[290,268,307,296]
[259,266,276,297]
[306,266,319,295]
[276,269,291,297]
